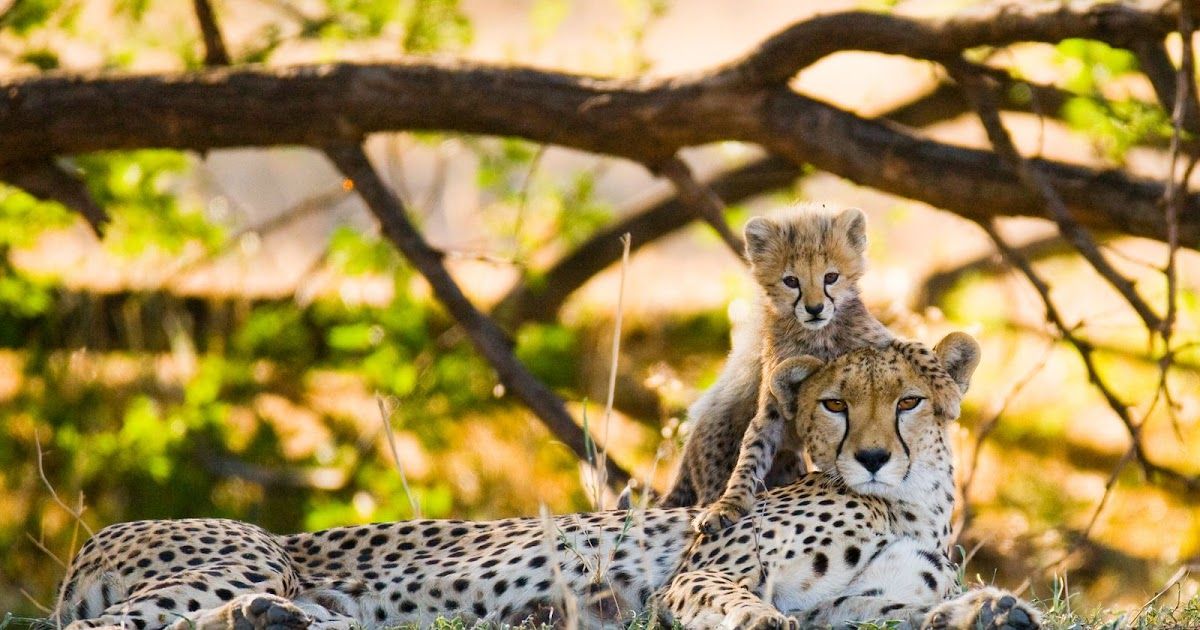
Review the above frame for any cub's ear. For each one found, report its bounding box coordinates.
[834,207,867,253]
[769,355,825,419]
[743,216,779,264]
[933,332,981,394]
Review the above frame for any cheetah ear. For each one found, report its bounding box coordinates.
[743,216,779,265]
[933,332,981,394]
[769,355,825,419]
[834,207,867,253]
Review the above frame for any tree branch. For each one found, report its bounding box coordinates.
[654,155,744,257]
[950,60,1164,331]
[493,156,798,327]
[980,219,1199,495]
[492,69,1162,327]
[323,142,632,491]
[0,158,108,235]
[0,59,1196,247]
[192,0,231,67]
[705,0,1187,87]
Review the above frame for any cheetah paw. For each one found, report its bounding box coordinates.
[693,496,751,535]
[923,588,1039,630]
[231,594,313,630]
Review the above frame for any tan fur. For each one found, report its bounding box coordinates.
[662,204,892,520]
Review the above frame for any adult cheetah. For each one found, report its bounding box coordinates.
[53,334,1037,629]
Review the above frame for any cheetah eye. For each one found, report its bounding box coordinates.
[896,396,923,411]
[821,399,847,413]
[782,276,800,289]
[824,272,839,285]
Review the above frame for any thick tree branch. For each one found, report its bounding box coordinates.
[0,60,1197,246]
[0,158,108,235]
[706,0,1188,87]
[323,142,632,491]
[492,71,1155,327]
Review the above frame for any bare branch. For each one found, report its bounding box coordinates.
[192,0,231,67]
[493,156,798,326]
[706,1,1185,88]
[951,60,1164,332]
[0,158,108,236]
[655,156,744,257]
[324,142,632,491]
[1131,39,1200,135]
[1162,5,1197,341]
[0,61,1197,246]
[980,219,1200,495]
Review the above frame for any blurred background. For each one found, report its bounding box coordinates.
[0,0,1198,623]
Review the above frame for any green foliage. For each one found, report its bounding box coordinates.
[515,323,580,389]
[328,226,401,276]
[0,185,73,248]
[74,151,224,256]
[1054,39,1174,162]
[0,0,64,34]
[400,0,472,54]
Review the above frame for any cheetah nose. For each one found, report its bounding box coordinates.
[804,303,824,315]
[854,448,890,474]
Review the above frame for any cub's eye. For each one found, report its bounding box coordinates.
[897,396,923,411]
[821,399,847,413]
[782,276,800,289]
[824,272,839,284]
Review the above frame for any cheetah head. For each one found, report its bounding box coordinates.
[744,204,867,331]
[768,332,981,499]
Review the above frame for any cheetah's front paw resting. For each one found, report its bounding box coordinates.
[694,495,752,535]
[923,587,1039,630]
[225,595,314,630]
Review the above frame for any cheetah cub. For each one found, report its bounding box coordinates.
[661,205,892,520]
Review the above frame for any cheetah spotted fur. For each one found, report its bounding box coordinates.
[54,334,1037,630]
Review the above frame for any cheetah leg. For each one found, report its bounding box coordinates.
[694,399,783,534]
[656,569,796,630]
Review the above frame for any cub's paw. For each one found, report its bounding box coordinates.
[232,594,313,630]
[923,587,1039,630]
[693,495,752,535]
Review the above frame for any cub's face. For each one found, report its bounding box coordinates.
[769,333,980,500]
[744,206,867,331]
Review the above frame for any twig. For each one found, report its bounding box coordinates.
[951,61,1164,333]
[376,396,421,518]
[1134,565,1191,623]
[1162,5,1196,343]
[324,142,632,490]
[655,156,745,257]
[595,233,631,510]
[192,0,231,66]
[24,533,67,571]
